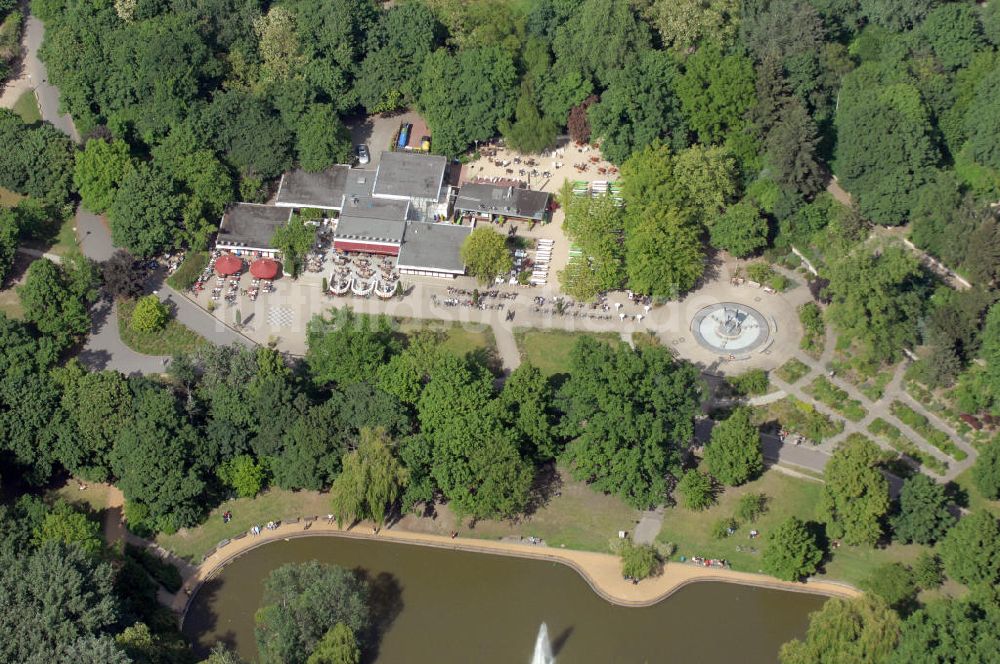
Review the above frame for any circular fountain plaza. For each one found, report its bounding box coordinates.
[691,303,770,354]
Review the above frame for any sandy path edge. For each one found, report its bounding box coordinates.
[173,522,859,623]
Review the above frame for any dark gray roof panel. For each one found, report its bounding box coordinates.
[217,204,291,249]
[454,182,550,220]
[275,166,349,209]
[373,151,448,200]
[397,221,471,273]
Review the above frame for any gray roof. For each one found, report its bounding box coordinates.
[217,204,291,249]
[274,166,349,209]
[455,182,551,220]
[334,198,409,244]
[372,151,447,200]
[397,221,471,273]
[345,169,377,199]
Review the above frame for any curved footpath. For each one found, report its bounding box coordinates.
[173,520,858,619]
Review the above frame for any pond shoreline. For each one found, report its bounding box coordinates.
[175,522,859,623]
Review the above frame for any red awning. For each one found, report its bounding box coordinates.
[215,254,243,275]
[333,240,400,256]
[250,258,280,279]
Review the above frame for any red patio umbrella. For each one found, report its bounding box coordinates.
[215,254,243,276]
[250,258,280,280]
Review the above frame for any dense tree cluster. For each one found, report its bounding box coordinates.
[0,497,192,663]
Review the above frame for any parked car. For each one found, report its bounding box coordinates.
[421,136,431,151]
[357,144,370,165]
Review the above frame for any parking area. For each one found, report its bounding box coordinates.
[348,110,428,170]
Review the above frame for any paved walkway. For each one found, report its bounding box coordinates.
[766,324,976,483]
[0,16,79,141]
[170,519,859,619]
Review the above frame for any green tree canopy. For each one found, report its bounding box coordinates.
[818,435,890,546]
[557,186,625,299]
[296,103,352,173]
[418,45,517,156]
[74,138,134,214]
[356,2,442,112]
[558,338,703,508]
[890,591,1000,664]
[588,50,686,164]
[939,510,1000,587]
[704,407,764,486]
[254,561,369,664]
[780,596,901,664]
[18,255,98,352]
[890,473,955,545]
[460,227,513,284]
[761,516,823,581]
[271,213,318,276]
[625,206,705,299]
[329,427,407,527]
[306,308,400,387]
[110,384,207,533]
[835,89,939,225]
[109,163,183,257]
[710,202,768,257]
[129,295,169,333]
[0,541,120,663]
[676,43,756,146]
[972,438,1000,500]
[825,241,927,363]
[306,623,361,664]
[677,469,715,510]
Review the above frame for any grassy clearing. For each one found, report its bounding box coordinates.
[46,479,116,516]
[400,466,641,553]
[952,468,1000,518]
[754,396,844,443]
[774,358,810,384]
[157,488,335,562]
[514,328,619,377]
[397,318,496,360]
[12,90,41,124]
[806,376,867,422]
[166,251,209,291]
[0,286,22,318]
[156,468,640,562]
[890,400,967,461]
[868,418,948,475]
[656,467,929,587]
[0,186,25,206]
[117,298,207,356]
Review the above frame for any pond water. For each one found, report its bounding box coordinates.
[183,536,826,663]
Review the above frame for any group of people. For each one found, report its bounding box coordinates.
[221,510,233,524]
[248,521,280,536]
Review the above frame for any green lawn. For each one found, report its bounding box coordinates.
[166,251,210,291]
[953,467,1000,518]
[656,467,930,587]
[774,358,810,384]
[753,397,845,443]
[117,298,208,356]
[397,318,497,360]
[806,376,867,422]
[0,186,25,206]
[155,467,641,562]
[157,488,335,562]
[430,466,640,552]
[514,328,620,377]
[0,287,22,319]
[12,90,41,125]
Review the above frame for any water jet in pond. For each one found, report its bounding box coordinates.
[531,623,554,664]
